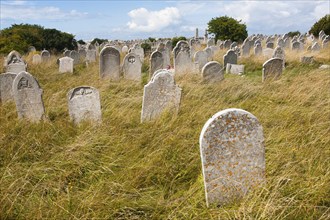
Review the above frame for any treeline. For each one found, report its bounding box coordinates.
[0,24,77,55]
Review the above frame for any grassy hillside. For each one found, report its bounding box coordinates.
[0,48,329,219]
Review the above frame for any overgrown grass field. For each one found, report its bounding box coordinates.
[0,48,329,219]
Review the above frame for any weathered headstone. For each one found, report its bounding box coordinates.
[99,46,120,80]
[67,86,102,124]
[150,51,164,78]
[311,42,321,52]
[194,51,208,71]
[64,50,71,57]
[41,50,51,62]
[175,49,193,75]
[292,41,303,51]
[28,46,36,53]
[5,51,26,74]
[223,40,232,49]
[59,57,74,73]
[241,40,251,57]
[200,108,265,206]
[204,47,213,61]
[122,52,142,81]
[78,49,87,60]
[272,46,285,67]
[141,70,181,122]
[173,40,190,59]
[12,71,45,122]
[0,72,16,102]
[32,54,42,65]
[122,45,129,53]
[86,49,96,63]
[262,58,283,82]
[300,56,314,64]
[262,48,274,58]
[207,38,215,47]
[266,42,274,49]
[70,50,80,65]
[132,44,144,61]
[226,64,245,75]
[202,61,224,83]
[223,50,237,68]
[254,44,262,56]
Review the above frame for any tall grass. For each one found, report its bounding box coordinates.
[0,47,329,219]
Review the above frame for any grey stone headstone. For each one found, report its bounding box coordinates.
[266,42,274,49]
[292,41,303,51]
[277,38,285,48]
[262,58,283,82]
[122,45,129,53]
[69,51,80,65]
[272,46,285,67]
[64,50,71,57]
[67,86,102,124]
[300,56,314,64]
[311,42,321,52]
[230,42,237,49]
[173,40,190,59]
[12,71,45,122]
[150,51,164,78]
[194,51,208,71]
[86,50,96,63]
[200,108,265,206]
[262,48,274,58]
[123,52,142,81]
[133,44,144,61]
[223,49,237,68]
[207,38,215,47]
[28,46,36,53]
[254,44,262,56]
[5,51,26,74]
[0,72,17,102]
[141,70,181,122]
[226,64,245,75]
[241,41,251,57]
[223,40,232,49]
[32,54,42,65]
[59,57,74,73]
[322,36,330,48]
[174,50,193,75]
[99,46,120,80]
[41,50,50,62]
[78,49,87,59]
[201,61,224,83]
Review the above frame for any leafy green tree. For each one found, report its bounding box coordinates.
[207,16,248,43]
[287,31,301,38]
[77,39,86,45]
[309,14,330,37]
[171,36,187,48]
[91,38,108,45]
[141,42,151,54]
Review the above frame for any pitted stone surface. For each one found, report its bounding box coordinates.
[59,57,74,73]
[200,108,265,206]
[0,72,17,102]
[5,51,26,74]
[67,86,102,124]
[141,70,181,122]
[223,50,237,68]
[123,52,142,81]
[12,71,45,122]
[262,58,283,82]
[175,50,193,75]
[99,46,120,80]
[202,61,224,82]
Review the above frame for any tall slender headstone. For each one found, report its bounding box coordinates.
[99,46,120,80]
[150,51,164,78]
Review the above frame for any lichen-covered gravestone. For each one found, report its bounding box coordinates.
[12,71,45,122]
[223,49,237,68]
[202,61,224,83]
[141,70,182,122]
[67,86,102,124]
[123,52,142,81]
[0,73,17,102]
[194,51,208,71]
[175,50,193,75]
[5,51,27,74]
[41,50,51,62]
[59,57,74,73]
[70,50,80,65]
[262,58,283,82]
[150,51,164,78]
[200,108,265,206]
[99,46,120,80]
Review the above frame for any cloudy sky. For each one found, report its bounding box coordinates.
[1,0,329,40]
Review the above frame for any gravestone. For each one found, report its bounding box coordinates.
[300,56,314,64]
[78,49,87,60]
[194,51,208,71]
[0,73,16,102]
[200,108,265,206]
[272,46,285,67]
[150,51,164,78]
[175,50,193,75]
[59,57,74,73]
[207,38,215,47]
[173,40,190,59]
[311,42,320,52]
[230,42,237,49]
[262,58,283,82]
[292,41,303,51]
[241,41,251,56]
[266,42,274,49]
[204,47,213,61]
[226,64,245,75]
[86,49,97,63]
[223,40,232,49]
[28,46,36,53]
[64,50,71,57]
[161,42,171,68]
[201,61,224,83]
[70,50,80,65]
[12,71,45,122]
[322,36,330,48]
[5,51,26,74]
[122,45,129,53]
[254,44,262,56]
[41,50,50,62]
[262,48,274,58]
[67,86,102,124]
[223,50,237,68]
[277,38,285,48]
[133,44,144,61]
[141,70,181,122]
[99,46,120,80]
[32,54,42,64]
[123,52,142,81]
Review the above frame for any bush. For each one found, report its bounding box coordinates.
[287,31,301,38]
[171,36,187,48]
[309,14,330,37]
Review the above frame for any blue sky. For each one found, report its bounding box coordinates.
[1,0,329,41]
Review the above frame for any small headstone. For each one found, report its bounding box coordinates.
[150,51,164,78]
[28,46,36,53]
[201,61,224,83]
[122,45,129,53]
[12,71,45,122]
[200,108,265,206]
[5,51,26,74]
[141,70,181,122]
[175,50,193,75]
[194,51,208,71]
[41,50,51,62]
[262,58,283,82]
[123,52,142,81]
[300,56,314,64]
[59,57,74,73]
[230,42,237,49]
[319,64,330,69]
[266,42,274,49]
[0,72,17,102]
[223,50,237,68]
[223,40,232,49]
[32,54,42,64]
[86,49,96,63]
[311,42,321,52]
[78,49,87,60]
[67,86,102,124]
[254,44,262,56]
[207,38,215,47]
[99,46,120,80]
[322,36,330,48]
[204,47,213,61]
[262,48,274,58]
[226,64,245,75]
[272,46,285,67]
[292,41,303,51]
[241,41,251,56]
[70,51,80,65]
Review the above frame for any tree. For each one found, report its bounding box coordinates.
[207,16,248,43]
[91,38,108,45]
[171,36,187,48]
[309,14,330,37]
[287,31,301,38]
[77,39,86,45]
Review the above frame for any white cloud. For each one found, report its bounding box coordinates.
[1,0,27,6]
[127,7,181,32]
[311,1,330,19]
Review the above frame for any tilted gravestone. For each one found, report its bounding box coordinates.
[32,54,42,65]
[262,58,283,82]
[67,86,102,124]
[150,51,164,78]
[292,41,303,51]
[200,108,265,206]
[223,49,237,68]
[311,42,320,52]
[194,51,208,71]
[59,57,74,73]
[99,46,120,80]
[12,71,45,122]
[41,50,51,62]
[123,52,142,81]
[141,70,181,122]
[0,73,17,102]
[202,61,224,83]
[5,51,26,74]
[272,46,285,67]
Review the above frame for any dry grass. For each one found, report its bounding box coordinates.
[0,47,329,219]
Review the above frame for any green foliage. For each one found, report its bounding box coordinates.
[171,36,187,48]
[287,31,301,38]
[91,38,108,45]
[0,24,76,55]
[309,14,330,37]
[141,42,151,54]
[207,16,248,43]
[77,39,86,45]
[148,37,156,42]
